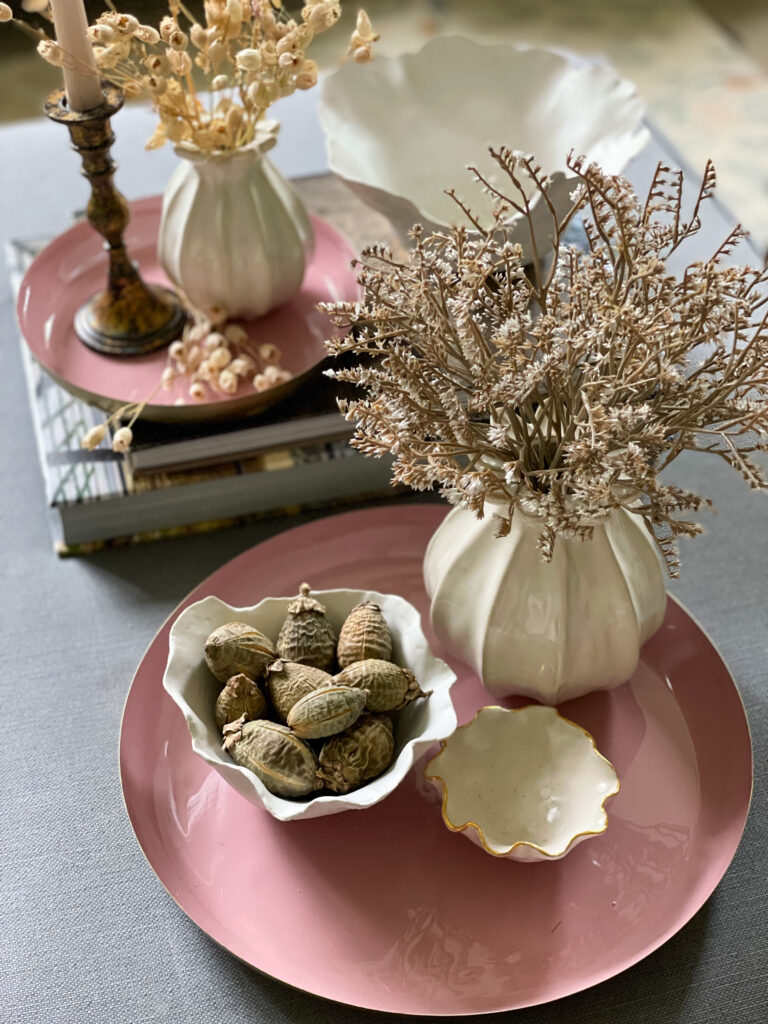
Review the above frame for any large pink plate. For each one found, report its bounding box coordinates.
[120,505,753,1016]
[16,196,358,423]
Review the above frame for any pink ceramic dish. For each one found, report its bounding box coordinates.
[119,505,753,1016]
[16,197,358,422]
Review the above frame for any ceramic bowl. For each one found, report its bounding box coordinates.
[164,588,457,821]
[425,705,619,861]
[319,36,648,259]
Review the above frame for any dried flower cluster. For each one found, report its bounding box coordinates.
[6,1,377,153]
[323,150,768,574]
[80,312,293,452]
[162,312,292,401]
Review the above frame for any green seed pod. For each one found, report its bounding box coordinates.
[223,716,319,798]
[286,685,367,739]
[276,583,337,671]
[215,673,268,730]
[337,602,392,668]
[204,622,276,683]
[317,713,395,794]
[265,659,334,722]
[334,659,429,712]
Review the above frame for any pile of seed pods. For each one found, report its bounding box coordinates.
[204,585,431,799]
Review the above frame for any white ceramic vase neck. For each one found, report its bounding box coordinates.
[158,140,314,320]
[424,503,667,704]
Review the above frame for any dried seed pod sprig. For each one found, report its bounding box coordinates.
[79,310,295,450]
[323,151,768,574]
[4,2,378,155]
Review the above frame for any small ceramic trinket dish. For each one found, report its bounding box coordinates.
[425,705,619,861]
[164,589,457,822]
[319,36,647,261]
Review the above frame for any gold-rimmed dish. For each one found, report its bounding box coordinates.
[425,704,620,861]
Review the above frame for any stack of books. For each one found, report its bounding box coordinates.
[8,226,404,556]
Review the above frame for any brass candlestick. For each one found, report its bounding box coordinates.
[45,83,186,356]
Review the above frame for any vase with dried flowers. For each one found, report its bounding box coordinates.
[323,150,768,703]
[100,1,376,319]
[8,0,377,321]
[3,0,378,441]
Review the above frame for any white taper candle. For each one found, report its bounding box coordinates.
[48,0,103,112]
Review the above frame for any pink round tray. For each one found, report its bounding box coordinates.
[17,196,358,422]
[120,505,752,1016]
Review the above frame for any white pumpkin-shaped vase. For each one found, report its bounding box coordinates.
[158,131,313,320]
[423,504,667,703]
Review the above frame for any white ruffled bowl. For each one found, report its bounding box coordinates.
[163,589,457,822]
[425,705,619,861]
[319,36,648,258]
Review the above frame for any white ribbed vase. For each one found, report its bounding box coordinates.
[423,504,667,704]
[158,139,314,319]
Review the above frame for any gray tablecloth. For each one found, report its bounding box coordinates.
[0,92,765,1024]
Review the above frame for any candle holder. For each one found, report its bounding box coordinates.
[45,83,186,356]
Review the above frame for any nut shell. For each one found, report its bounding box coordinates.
[317,713,395,793]
[204,622,276,683]
[266,659,334,722]
[215,673,268,730]
[337,602,392,668]
[287,685,367,739]
[223,717,319,798]
[276,584,337,671]
[334,659,428,712]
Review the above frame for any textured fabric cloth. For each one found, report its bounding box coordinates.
[0,98,766,1024]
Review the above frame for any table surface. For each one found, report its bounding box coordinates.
[0,89,766,1024]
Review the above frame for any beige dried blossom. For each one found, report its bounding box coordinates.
[236,48,262,72]
[209,346,232,370]
[134,25,161,46]
[295,59,318,89]
[258,342,282,365]
[112,426,133,453]
[303,2,340,33]
[87,25,118,45]
[204,332,226,352]
[0,4,12,23]
[218,369,238,394]
[100,12,138,34]
[224,323,248,345]
[81,424,107,451]
[323,151,768,575]
[36,39,67,67]
[348,8,378,62]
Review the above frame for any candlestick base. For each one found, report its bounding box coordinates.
[45,84,187,357]
[74,283,187,356]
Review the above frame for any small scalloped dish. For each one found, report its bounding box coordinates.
[163,589,457,822]
[425,705,619,861]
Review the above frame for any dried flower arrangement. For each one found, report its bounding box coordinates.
[1,1,378,449]
[4,1,377,153]
[323,151,768,574]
